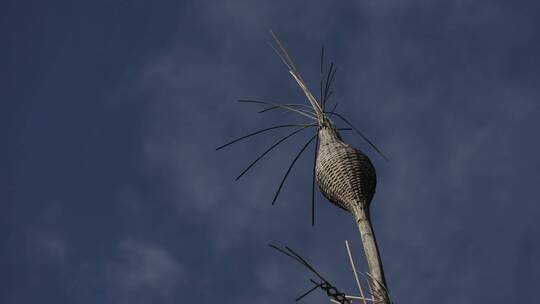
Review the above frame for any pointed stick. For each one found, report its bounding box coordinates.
[216,124,313,151]
[295,282,322,301]
[259,106,317,118]
[272,134,318,205]
[364,272,391,302]
[345,240,368,304]
[325,112,388,161]
[311,135,319,226]
[235,125,315,181]
[359,272,374,300]
[269,30,324,118]
[344,295,376,302]
[238,99,317,120]
[259,104,315,115]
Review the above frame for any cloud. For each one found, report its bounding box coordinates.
[25,228,68,262]
[105,239,184,304]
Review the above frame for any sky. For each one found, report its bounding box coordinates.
[3,1,540,303]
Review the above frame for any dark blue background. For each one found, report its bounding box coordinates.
[3,1,540,303]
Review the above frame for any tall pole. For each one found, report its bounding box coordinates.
[352,205,389,303]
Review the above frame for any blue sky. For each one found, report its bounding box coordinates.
[3,1,540,303]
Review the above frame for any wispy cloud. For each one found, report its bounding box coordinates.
[105,239,185,304]
[25,227,67,262]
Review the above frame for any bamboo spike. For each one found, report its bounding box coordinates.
[320,45,325,110]
[324,111,389,161]
[323,62,334,107]
[268,244,328,282]
[235,125,315,181]
[238,99,317,120]
[345,240,368,304]
[269,30,324,118]
[258,103,315,114]
[216,124,313,151]
[295,283,322,301]
[364,272,391,302]
[344,295,376,302]
[359,272,374,300]
[272,134,318,205]
[311,135,319,226]
[259,106,316,117]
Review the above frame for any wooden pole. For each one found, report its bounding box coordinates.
[352,204,389,303]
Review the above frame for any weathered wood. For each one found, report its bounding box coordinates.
[352,205,389,304]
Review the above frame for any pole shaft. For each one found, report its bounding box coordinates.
[353,204,389,303]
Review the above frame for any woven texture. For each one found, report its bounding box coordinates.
[316,127,377,213]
